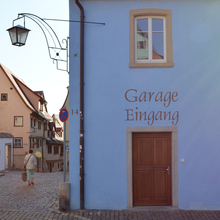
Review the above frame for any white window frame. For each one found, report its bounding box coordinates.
[14,138,23,148]
[39,101,43,111]
[129,8,173,68]
[135,16,166,63]
[14,116,23,126]
[137,41,146,49]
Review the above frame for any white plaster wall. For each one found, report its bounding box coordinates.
[0,138,13,171]
[0,139,5,171]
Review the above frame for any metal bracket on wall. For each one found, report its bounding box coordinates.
[11,13,105,74]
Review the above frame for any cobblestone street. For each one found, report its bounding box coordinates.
[0,171,64,211]
[1,171,220,220]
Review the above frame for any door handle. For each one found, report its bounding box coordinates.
[166,166,170,175]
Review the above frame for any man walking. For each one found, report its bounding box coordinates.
[23,150,37,186]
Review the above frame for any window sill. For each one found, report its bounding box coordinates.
[129,62,173,68]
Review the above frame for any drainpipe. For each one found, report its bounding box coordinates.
[42,120,46,172]
[75,0,85,210]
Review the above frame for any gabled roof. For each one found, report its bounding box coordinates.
[46,130,63,145]
[34,91,47,105]
[61,86,69,109]
[0,63,36,112]
[39,111,53,121]
[48,122,55,131]
[0,133,13,138]
[34,91,44,96]
[52,114,63,129]
[46,137,63,145]
[0,63,51,121]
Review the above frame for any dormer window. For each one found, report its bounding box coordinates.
[39,102,43,111]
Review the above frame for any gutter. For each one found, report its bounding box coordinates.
[75,0,85,210]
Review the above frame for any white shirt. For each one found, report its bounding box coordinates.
[24,154,37,170]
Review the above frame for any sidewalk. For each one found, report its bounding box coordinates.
[0,171,220,220]
[1,209,220,220]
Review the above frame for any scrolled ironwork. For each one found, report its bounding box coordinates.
[10,13,105,74]
[12,13,69,73]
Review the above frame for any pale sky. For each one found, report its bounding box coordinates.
[0,0,69,115]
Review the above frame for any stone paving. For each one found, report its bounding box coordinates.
[0,170,65,211]
[1,171,220,219]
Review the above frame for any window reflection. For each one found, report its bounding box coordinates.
[152,18,164,59]
[136,17,164,61]
[152,32,164,59]
[137,19,148,60]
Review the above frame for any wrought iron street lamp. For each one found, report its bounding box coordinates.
[7,25,30,46]
[7,13,69,73]
[7,13,104,74]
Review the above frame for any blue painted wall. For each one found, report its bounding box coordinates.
[69,0,220,210]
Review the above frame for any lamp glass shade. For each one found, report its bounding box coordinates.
[7,25,30,47]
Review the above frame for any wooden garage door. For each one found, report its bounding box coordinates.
[132,132,172,206]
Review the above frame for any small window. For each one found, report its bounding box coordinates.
[30,118,33,128]
[14,116,23,126]
[39,139,42,147]
[129,9,173,68]
[36,139,39,148]
[136,17,165,61]
[137,41,146,49]
[39,102,43,111]
[44,123,47,131]
[1,93,8,101]
[14,138,23,147]
[54,146,59,155]
[33,119,36,127]
[38,121,41,130]
[32,139,37,148]
[30,138,33,149]
[48,145,52,154]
